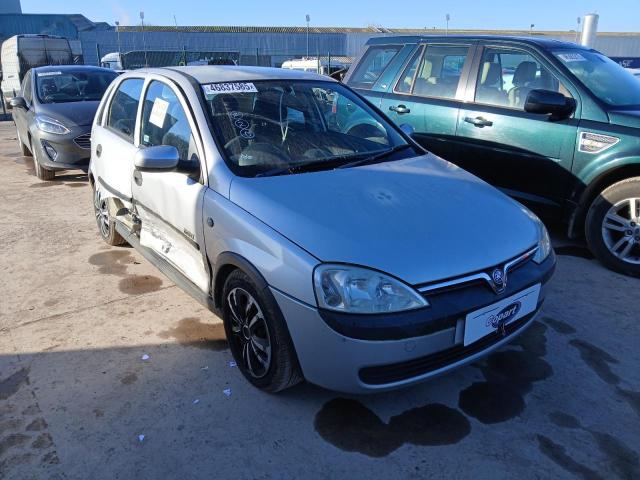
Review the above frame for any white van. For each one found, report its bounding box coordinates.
[281,58,348,76]
[1,35,73,109]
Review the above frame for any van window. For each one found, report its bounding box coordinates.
[106,78,144,141]
[140,80,198,165]
[349,45,401,89]
[475,47,570,109]
[396,44,469,100]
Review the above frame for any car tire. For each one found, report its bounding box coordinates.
[92,186,125,246]
[16,129,32,157]
[30,138,55,181]
[221,269,303,392]
[585,177,640,277]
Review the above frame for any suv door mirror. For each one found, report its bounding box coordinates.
[524,89,576,120]
[399,123,415,138]
[134,145,180,171]
[10,96,27,109]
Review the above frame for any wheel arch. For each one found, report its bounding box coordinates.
[569,162,640,239]
[212,251,269,311]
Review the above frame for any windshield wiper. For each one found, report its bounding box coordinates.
[255,159,334,177]
[335,144,412,169]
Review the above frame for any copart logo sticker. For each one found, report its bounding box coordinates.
[486,301,521,329]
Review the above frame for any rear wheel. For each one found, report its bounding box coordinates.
[30,138,54,181]
[93,186,125,246]
[586,177,640,277]
[221,269,302,392]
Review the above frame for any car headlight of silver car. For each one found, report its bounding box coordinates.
[533,219,552,264]
[313,264,429,314]
[35,115,70,135]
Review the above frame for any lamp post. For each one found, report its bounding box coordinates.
[306,14,310,59]
[446,14,450,35]
[140,11,148,67]
[575,16,581,43]
[529,23,535,36]
[115,20,121,54]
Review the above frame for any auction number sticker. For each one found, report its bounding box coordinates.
[557,53,586,62]
[203,82,258,97]
[37,71,62,77]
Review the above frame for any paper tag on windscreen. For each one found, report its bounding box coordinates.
[149,98,169,128]
[558,53,586,62]
[202,82,258,98]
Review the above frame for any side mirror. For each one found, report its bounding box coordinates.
[524,89,576,120]
[9,96,27,109]
[399,123,415,138]
[134,145,179,171]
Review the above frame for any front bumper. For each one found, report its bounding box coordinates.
[274,250,555,393]
[31,125,91,171]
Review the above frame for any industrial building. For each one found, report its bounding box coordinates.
[0,7,639,69]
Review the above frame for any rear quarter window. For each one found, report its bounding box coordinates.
[348,45,402,90]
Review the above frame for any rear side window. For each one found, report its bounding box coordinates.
[395,44,470,100]
[106,78,144,142]
[349,45,401,89]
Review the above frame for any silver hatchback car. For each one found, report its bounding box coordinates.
[89,66,555,393]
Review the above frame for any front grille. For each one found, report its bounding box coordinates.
[358,312,535,385]
[74,133,91,149]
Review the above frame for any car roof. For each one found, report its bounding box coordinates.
[33,65,117,74]
[139,65,335,84]
[365,35,592,51]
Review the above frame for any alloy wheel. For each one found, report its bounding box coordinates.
[93,189,110,238]
[601,197,640,264]
[226,287,272,378]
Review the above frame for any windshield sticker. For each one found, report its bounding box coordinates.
[149,98,169,128]
[558,53,587,62]
[203,82,258,98]
[37,71,62,77]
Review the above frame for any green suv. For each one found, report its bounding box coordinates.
[343,36,640,276]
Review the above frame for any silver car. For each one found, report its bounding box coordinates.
[89,66,555,393]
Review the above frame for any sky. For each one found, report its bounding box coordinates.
[19,0,640,32]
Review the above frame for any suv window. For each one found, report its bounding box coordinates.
[349,45,401,89]
[475,47,570,109]
[140,80,198,164]
[106,78,144,141]
[395,44,469,100]
[22,71,32,104]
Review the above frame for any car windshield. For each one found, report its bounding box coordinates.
[35,70,117,104]
[202,80,413,177]
[553,50,640,108]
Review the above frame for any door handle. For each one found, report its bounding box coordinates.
[96,144,102,157]
[389,104,411,114]
[464,116,493,128]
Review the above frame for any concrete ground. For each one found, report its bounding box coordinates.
[0,120,638,480]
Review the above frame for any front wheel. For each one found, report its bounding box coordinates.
[221,269,302,392]
[585,177,640,277]
[30,138,54,181]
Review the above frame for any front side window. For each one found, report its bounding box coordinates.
[106,78,144,141]
[22,71,32,104]
[349,45,402,89]
[475,47,570,109]
[395,44,469,100]
[140,80,198,164]
[553,50,640,108]
[35,70,117,104]
[203,80,413,177]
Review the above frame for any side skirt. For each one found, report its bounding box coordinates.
[115,220,219,315]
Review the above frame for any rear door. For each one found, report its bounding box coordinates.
[92,77,145,204]
[130,77,209,292]
[380,42,475,161]
[455,43,579,209]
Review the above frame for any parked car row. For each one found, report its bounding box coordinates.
[7,35,637,394]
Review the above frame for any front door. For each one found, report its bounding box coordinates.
[455,45,579,209]
[380,42,474,161]
[13,71,32,146]
[130,78,210,293]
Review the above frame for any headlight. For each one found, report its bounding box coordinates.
[35,115,70,135]
[533,220,552,264]
[313,264,428,314]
